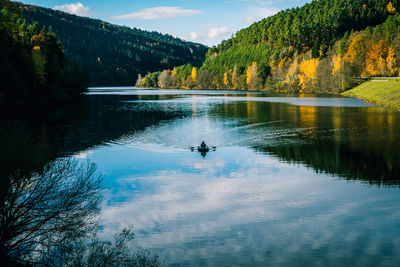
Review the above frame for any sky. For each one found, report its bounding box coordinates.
[17,0,310,46]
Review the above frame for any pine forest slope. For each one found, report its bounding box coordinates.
[203,0,400,73]
[17,2,208,86]
[211,0,399,55]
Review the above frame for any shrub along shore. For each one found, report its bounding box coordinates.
[342,79,400,110]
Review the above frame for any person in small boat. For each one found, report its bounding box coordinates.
[200,141,207,148]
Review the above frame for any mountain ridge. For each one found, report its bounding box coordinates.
[17,2,208,86]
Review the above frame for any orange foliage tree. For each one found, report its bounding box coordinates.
[332,55,344,75]
[191,67,197,82]
[387,2,397,14]
[386,45,397,76]
[246,62,259,90]
[343,33,364,67]
[363,40,387,76]
[223,70,232,88]
[298,58,319,91]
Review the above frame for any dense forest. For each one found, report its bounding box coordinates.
[139,0,400,93]
[0,0,86,107]
[17,2,208,86]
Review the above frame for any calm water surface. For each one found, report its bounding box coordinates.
[72,88,400,266]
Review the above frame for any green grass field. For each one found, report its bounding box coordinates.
[342,79,400,109]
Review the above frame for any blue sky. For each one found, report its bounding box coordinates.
[18,0,310,46]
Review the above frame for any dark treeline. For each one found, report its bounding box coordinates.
[17,2,208,86]
[0,0,86,108]
[139,0,400,93]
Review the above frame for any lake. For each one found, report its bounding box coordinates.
[9,87,400,266]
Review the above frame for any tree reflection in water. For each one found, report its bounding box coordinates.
[0,159,101,264]
[0,121,159,266]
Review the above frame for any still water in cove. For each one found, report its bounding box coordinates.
[4,87,400,266]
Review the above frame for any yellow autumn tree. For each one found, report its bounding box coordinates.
[387,2,397,14]
[378,57,386,76]
[272,56,288,83]
[343,33,369,75]
[246,62,259,90]
[278,57,287,69]
[363,40,387,76]
[231,65,239,90]
[298,58,319,91]
[171,67,177,76]
[31,33,47,44]
[387,46,397,76]
[224,71,231,88]
[332,55,344,75]
[191,67,197,82]
[331,54,351,90]
[343,34,364,65]
[284,57,299,90]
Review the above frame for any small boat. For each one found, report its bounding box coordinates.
[190,142,216,157]
[197,146,210,152]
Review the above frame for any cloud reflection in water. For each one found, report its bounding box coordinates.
[86,145,400,266]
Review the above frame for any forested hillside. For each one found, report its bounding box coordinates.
[0,0,86,107]
[17,3,208,86]
[138,0,400,93]
[208,0,399,60]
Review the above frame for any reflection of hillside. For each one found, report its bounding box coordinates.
[259,143,400,186]
[213,100,400,185]
[0,94,185,176]
[46,95,187,155]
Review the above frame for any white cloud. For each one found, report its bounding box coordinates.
[244,16,258,24]
[208,26,230,40]
[181,31,204,42]
[113,7,201,20]
[244,6,278,24]
[190,32,203,41]
[240,0,275,3]
[182,159,225,169]
[53,2,91,16]
[258,7,279,17]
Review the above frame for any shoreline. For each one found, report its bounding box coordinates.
[341,79,400,110]
[89,84,400,111]
[89,86,346,98]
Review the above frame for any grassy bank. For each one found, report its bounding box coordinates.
[342,79,400,109]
